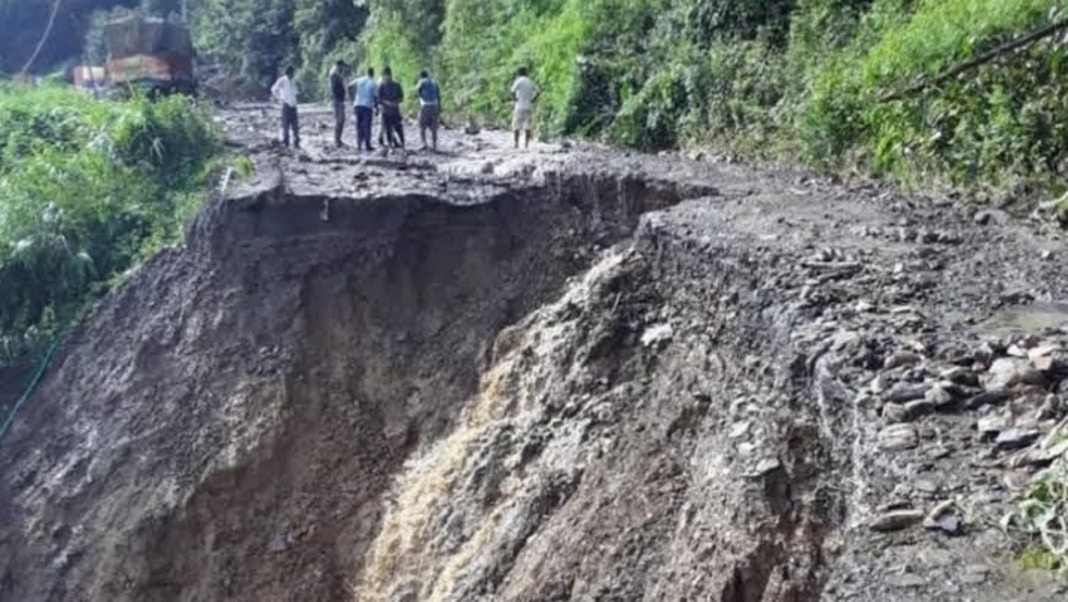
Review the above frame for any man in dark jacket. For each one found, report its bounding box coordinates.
[377,67,405,150]
[329,60,348,147]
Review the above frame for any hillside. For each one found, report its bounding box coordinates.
[360,0,1068,198]
[0,102,1067,602]
[8,1,1066,198]
[1,2,1068,601]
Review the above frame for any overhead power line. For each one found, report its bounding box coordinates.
[18,0,63,77]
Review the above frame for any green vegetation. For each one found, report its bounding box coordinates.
[193,0,369,98]
[232,154,256,180]
[357,0,1068,198]
[1008,440,1068,571]
[11,0,1068,199]
[0,85,219,363]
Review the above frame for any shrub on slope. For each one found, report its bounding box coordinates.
[0,86,219,362]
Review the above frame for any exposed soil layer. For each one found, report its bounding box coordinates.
[2,106,1067,602]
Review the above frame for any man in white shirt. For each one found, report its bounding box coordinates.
[510,67,539,149]
[270,66,300,149]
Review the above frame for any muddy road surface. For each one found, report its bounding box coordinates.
[1,104,1066,601]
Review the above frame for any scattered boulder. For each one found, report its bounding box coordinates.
[887,574,927,589]
[965,389,1012,410]
[994,428,1042,451]
[1029,347,1067,375]
[870,509,925,532]
[940,366,979,387]
[923,500,964,536]
[887,383,928,403]
[879,424,920,451]
[984,358,1045,390]
[960,565,989,586]
[904,397,935,420]
[882,402,909,423]
[1009,438,1068,468]
[869,374,890,395]
[640,323,674,348]
[1033,355,1058,373]
[978,412,1012,438]
[885,350,923,370]
[913,478,940,495]
[974,209,1008,226]
[925,384,957,410]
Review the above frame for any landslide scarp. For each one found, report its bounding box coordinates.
[4,131,1068,602]
[0,168,708,602]
[351,209,846,602]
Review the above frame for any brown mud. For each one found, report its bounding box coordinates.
[1,105,1066,602]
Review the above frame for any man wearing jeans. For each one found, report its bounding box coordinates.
[271,66,300,149]
[376,67,405,150]
[329,60,348,147]
[351,67,377,151]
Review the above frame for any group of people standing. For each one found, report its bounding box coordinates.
[271,63,540,153]
[333,63,439,152]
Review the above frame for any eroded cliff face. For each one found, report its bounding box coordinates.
[0,156,713,602]
[2,107,1067,602]
[355,234,840,602]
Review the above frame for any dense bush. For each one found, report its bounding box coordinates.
[193,0,370,100]
[359,0,1068,199]
[0,86,219,362]
[794,0,1068,192]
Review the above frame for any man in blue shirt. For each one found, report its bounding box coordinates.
[350,67,377,151]
[416,70,441,152]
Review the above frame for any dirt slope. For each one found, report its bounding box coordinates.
[1,106,1067,602]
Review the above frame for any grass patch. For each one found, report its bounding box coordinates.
[1019,546,1063,571]
[0,85,221,363]
[233,154,256,180]
[1005,429,1068,572]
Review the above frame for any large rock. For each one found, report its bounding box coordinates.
[884,350,924,370]
[995,428,1042,451]
[925,383,958,410]
[870,509,925,532]
[984,358,1045,391]
[887,382,928,403]
[879,424,920,451]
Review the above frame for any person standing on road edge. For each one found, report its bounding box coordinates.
[271,66,300,149]
[511,67,538,149]
[329,60,348,147]
[351,66,377,151]
[377,67,405,151]
[416,70,441,152]
[376,71,387,148]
